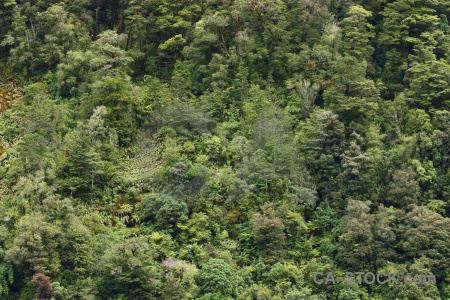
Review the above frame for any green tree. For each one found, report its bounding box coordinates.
[402,205,450,278]
[196,258,236,298]
[372,205,402,267]
[1,3,90,79]
[285,75,320,119]
[340,132,376,202]
[341,5,375,61]
[141,193,188,232]
[323,55,379,124]
[386,167,420,208]
[251,202,286,262]
[96,235,162,300]
[296,109,346,206]
[336,199,374,269]
[6,213,62,277]
[57,106,117,200]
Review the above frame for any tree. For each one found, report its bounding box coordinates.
[0,0,16,42]
[32,273,52,300]
[87,76,143,146]
[377,0,450,98]
[96,235,162,299]
[405,58,450,110]
[339,132,376,202]
[296,109,345,206]
[372,205,402,267]
[57,106,117,200]
[384,257,442,300]
[141,193,188,231]
[178,212,212,245]
[0,87,65,188]
[336,199,374,269]
[323,55,379,124]
[285,75,320,119]
[251,202,286,262]
[161,258,198,300]
[386,167,420,208]
[6,213,62,277]
[1,3,90,79]
[196,258,236,298]
[0,262,14,298]
[312,200,338,234]
[402,205,450,278]
[341,5,375,61]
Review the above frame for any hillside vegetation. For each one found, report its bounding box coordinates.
[1,0,450,299]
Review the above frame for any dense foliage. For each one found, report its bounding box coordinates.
[1,0,450,299]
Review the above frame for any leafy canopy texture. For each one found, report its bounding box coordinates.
[1,0,450,299]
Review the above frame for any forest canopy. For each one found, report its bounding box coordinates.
[1,0,450,299]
